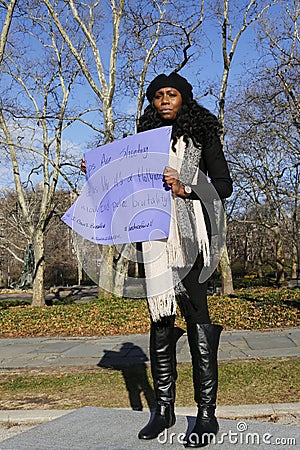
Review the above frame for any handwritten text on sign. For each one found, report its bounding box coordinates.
[61,127,172,244]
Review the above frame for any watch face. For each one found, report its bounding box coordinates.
[184,184,192,194]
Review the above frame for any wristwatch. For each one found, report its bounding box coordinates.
[182,184,192,195]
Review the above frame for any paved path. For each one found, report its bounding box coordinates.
[0,328,299,369]
[0,328,299,448]
[1,407,299,449]
[0,286,99,305]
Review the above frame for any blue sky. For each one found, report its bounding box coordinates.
[62,24,258,148]
[0,1,269,189]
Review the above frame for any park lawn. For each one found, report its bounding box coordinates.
[0,357,299,410]
[0,287,299,338]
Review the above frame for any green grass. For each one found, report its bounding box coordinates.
[0,357,299,410]
[0,287,299,338]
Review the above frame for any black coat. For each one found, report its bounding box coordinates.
[189,134,233,236]
[191,133,233,201]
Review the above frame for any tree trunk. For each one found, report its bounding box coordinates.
[114,243,137,297]
[97,245,115,300]
[31,229,46,306]
[220,246,234,295]
[242,233,248,275]
[291,203,299,279]
[0,0,18,65]
[95,105,117,299]
[114,256,128,297]
[257,246,264,279]
[291,241,298,279]
[77,259,83,286]
[274,226,284,285]
[0,266,5,288]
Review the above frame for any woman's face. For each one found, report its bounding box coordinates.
[153,87,183,121]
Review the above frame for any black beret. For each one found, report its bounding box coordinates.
[146,73,193,102]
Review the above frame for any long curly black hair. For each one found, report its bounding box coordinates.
[137,99,222,151]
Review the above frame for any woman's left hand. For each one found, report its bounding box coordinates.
[81,157,86,174]
[163,166,183,196]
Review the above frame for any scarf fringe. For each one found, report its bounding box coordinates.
[200,238,210,267]
[166,241,185,267]
[147,291,177,322]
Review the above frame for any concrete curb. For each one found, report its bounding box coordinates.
[0,403,299,425]
[175,403,300,420]
[216,403,300,420]
[0,409,74,424]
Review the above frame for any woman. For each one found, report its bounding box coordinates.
[137,72,232,448]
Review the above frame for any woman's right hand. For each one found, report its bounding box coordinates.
[81,157,86,174]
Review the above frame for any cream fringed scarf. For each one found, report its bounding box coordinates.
[142,137,210,322]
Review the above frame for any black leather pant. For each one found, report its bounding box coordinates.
[178,255,211,324]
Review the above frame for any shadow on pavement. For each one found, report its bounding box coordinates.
[98,342,156,411]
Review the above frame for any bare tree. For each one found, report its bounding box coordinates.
[0,190,28,287]
[256,0,300,279]
[43,0,125,145]
[229,1,300,282]
[44,0,206,298]
[120,0,205,120]
[0,188,80,288]
[217,0,277,128]
[0,1,19,287]
[205,0,278,293]
[258,0,300,137]
[0,2,85,304]
[3,0,294,302]
[0,0,17,64]
[227,68,299,283]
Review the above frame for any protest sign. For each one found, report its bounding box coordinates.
[61,127,172,244]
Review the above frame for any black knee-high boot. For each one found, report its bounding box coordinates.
[138,317,184,440]
[185,323,223,448]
